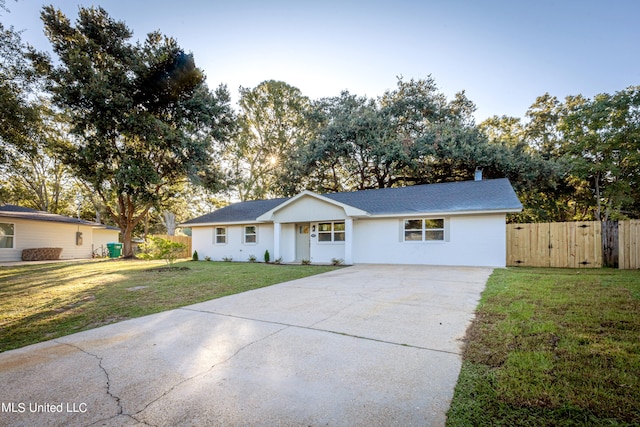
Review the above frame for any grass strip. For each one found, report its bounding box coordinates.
[447,268,640,426]
[0,259,338,352]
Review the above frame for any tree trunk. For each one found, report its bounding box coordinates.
[162,211,177,236]
[121,224,135,258]
[143,212,149,240]
[115,195,137,258]
[102,193,152,259]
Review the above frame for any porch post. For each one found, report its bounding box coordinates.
[344,218,353,265]
[273,222,281,261]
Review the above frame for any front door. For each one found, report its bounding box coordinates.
[295,223,310,261]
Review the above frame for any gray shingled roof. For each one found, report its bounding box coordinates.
[183,178,521,225]
[181,197,291,225]
[0,204,120,229]
[324,178,521,214]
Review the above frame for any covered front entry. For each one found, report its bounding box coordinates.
[295,223,310,261]
[261,193,357,264]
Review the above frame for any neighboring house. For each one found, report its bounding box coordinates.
[0,205,120,262]
[181,178,522,267]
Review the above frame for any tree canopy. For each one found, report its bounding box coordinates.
[0,21,42,165]
[478,87,640,222]
[561,87,640,221]
[37,6,234,256]
[282,77,561,203]
[226,80,312,200]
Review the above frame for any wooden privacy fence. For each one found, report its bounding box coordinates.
[507,221,602,268]
[153,235,192,259]
[507,220,640,269]
[619,220,640,269]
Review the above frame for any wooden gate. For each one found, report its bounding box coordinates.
[507,221,602,268]
[619,220,640,269]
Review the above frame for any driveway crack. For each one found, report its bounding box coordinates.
[54,341,123,415]
[307,296,364,328]
[181,308,461,355]
[131,325,289,421]
[52,341,156,426]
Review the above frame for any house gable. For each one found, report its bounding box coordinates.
[256,191,368,223]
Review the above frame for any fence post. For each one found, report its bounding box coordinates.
[602,221,619,268]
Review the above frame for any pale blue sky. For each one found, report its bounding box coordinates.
[4,0,639,122]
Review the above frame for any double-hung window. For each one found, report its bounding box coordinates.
[318,222,345,242]
[404,219,444,242]
[215,227,226,244]
[244,226,257,244]
[0,223,14,248]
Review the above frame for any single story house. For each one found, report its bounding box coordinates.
[182,178,522,268]
[0,205,120,262]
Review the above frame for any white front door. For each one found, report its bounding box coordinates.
[295,223,310,261]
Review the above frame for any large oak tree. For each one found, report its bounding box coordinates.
[38,6,234,256]
[294,77,559,199]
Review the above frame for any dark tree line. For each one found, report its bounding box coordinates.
[231,78,640,223]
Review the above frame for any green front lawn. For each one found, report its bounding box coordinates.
[0,260,339,352]
[447,268,640,426]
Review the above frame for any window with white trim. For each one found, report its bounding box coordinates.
[318,222,345,242]
[244,225,257,244]
[0,223,14,248]
[404,218,444,242]
[215,227,226,244]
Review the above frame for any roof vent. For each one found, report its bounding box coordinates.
[474,167,483,181]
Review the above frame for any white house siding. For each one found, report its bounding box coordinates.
[190,213,507,267]
[351,213,507,267]
[0,218,114,262]
[191,224,274,262]
[92,228,121,255]
[190,226,210,259]
[279,223,296,262]
[309,221,345,263]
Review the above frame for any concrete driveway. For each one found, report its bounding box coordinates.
[0,264,491,426]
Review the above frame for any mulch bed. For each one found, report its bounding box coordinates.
[145,266,190,272]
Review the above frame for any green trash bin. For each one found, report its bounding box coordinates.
[106,243,123,258]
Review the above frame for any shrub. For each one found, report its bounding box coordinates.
[301,259,311,265]
[248,254,257,263]
[192,250,199,261]
[222,256,233,262]
[138,236,187,265]
[264,249,270,263]
[204,256,211,261]
[274,257,283,265]
[331,258,343,266]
